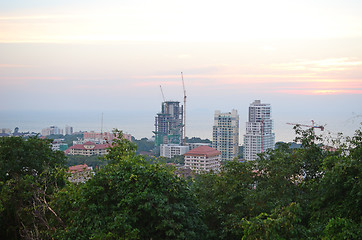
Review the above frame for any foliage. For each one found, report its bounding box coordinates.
[186,137,212,144]
[193,125,362,239]
[322,217,361,240]
[132,137,155,154]
[51,133,206,239]
[104,129,138,164]
[192,160,256,239]
[66,154,106,169]
[0,136,66,239]
[242,202,306,240]
[1,125,361,239]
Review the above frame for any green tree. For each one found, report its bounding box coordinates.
[0,136,66,239]
[104,129,138,164]
[51,130,206,239]
[192,160,256,239]
[242,202,306,240]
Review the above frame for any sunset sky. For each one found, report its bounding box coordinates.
[1,0,362,141]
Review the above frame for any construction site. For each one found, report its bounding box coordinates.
[153,101,184,146]
[153,73,187,147]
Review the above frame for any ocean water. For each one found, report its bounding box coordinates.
[1,108,361,143]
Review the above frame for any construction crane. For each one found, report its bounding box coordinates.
[181,72,187,146]
[286,120,325,131]
[159,85,165,102]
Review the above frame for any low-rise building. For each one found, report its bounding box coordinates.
[65,141,110,156]
[160,144,189,158]
[68,164,94,183]
[52,139,68,151]
[184,145,221,173]
[83,131,132,142]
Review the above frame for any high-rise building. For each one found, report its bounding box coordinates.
[41,126,63,136]
[154,101,183,146]
[212,109,239,161]
[65,125,73,135]
[243,100,275,161]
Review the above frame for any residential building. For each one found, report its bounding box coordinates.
[82,131,132,143]
[0,128,11,137]
[65,141,110,156]
[41,126,63,136]
[51,139,68,151]
[154,101,183,146]
[65,125,73,135]
[160,144,189,158]
[243,100,275,161]
[1,128,11,134]
[184,145,221,173]
[212,109,239,161]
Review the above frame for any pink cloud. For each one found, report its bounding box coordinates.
[276,89,362,95]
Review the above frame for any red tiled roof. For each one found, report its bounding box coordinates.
[69,164,90,173]
[67,142,111,151]
[184,145,221,158]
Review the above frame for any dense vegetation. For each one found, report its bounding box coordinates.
[0,127,361,239]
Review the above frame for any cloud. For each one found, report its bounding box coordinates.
[270,58,362,72]
[276,89,362,95]
[0,64,31,68]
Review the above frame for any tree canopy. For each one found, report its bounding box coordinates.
[0,126,361,239]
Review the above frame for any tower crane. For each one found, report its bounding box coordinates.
[181,72,187,146]
[159,85,166,102]
[286,120,325,131]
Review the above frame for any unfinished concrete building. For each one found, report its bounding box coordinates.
[154,101,183,146]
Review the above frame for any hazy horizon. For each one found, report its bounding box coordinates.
[1,0,361,142]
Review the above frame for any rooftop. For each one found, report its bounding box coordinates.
[184,145,221,158]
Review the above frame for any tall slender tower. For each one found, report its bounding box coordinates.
[154,101,183,146]
[212,109,239,161]
[244,100,275,161]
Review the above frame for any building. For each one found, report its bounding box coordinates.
[51,139,68,151]
[184,145,221,173]
[187,142,211,151]
[160,144,189,158]
[41,126,63,136]
[83,131,132,142]
[243,100,275,161]
[68,164,94,183]
[154,101,183,146]
[0,128,11,137]
[212,109,239,161]
[65,125,73,135]
[65,141,110,156]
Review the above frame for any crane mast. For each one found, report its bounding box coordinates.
[159,85,166,102]
[181,72,186,145]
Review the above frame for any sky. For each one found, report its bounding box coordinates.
[1,0,362,142]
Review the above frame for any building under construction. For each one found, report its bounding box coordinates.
[154,101,184,146]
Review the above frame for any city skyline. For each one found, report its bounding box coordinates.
[1,1,362,141]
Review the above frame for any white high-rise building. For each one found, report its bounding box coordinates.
[65,125,73,135]
[244,100,275,161]
[212,109,239,161]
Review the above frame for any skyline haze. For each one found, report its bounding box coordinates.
[1,0,361,142]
